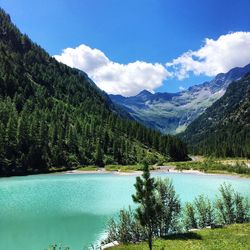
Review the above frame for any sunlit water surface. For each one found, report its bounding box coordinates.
[0,172,249,250]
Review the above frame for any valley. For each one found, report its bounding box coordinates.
[0,3,249,250]
[110,63,250,134]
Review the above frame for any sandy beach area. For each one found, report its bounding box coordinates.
[63,166,232,177]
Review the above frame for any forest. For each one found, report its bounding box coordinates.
[0,8,188,176]
[180,74,250,158]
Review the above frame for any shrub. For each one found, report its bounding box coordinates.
[183,202,197,230]
[215,183,249,224]
[155,178,181,235]
[194,195,215,228]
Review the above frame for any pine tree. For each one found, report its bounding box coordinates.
[132,162,157,250]
[95,141,104,167]
[0,8,188,176]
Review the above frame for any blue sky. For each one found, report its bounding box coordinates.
[1,0,250,95]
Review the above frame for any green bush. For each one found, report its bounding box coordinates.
[215,183,249,224]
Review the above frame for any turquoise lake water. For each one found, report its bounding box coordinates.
[0,172,249,250]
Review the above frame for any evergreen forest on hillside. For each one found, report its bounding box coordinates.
[0,9,188,176]
[181,74,250,158]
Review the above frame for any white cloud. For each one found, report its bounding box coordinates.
[179,86,186,91]
[166,32,250,79]
[54,44,171,96]
[54,32,250,95]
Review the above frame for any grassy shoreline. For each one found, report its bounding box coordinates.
[112,223,250,250]
[165,157,250,178]
[2,157,249,178]
[71,157,250,178]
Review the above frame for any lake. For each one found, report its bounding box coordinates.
[0,172,249,250]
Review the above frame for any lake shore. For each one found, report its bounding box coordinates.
[63,166,246,178]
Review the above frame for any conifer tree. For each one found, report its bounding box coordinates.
[95,141,104,167]
[132,162,157,250]
[0,8,188,176]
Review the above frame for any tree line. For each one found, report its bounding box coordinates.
[105,163,249,250]
[0,8,188,176]
[180,74,250,158]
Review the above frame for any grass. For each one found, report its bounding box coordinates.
[75,164,145,172]
[167,158,250,177]
[105,164,144,172]
[74,157,250,176]
[76,166,98,171]
[112,223,250,250]
[105,164,157,172]
[75,163,164,173]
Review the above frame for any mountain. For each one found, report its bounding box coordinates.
[0,9,188,176]
[180,73,250,158]
[110,63,250,134]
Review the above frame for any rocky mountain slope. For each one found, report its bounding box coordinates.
[180,73,250,158]
[110,63,250,134]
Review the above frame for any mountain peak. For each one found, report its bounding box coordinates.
[209,62,250,92]
[136,89,153,96]
[110,63,250,134]
[214,62,250,81]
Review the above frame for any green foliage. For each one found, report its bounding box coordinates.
[45,244,69,250]
[118,208,145,244]
[105,208,146,244]
[106,218,119,243]
[215,183,249,224]
[75,166,97,171]
[117,209,134,243]
[106,176,249,249]
[113,223,250,250]
[183,183,249,230]
[155,178,181,235]
[183,202,197,230]
[106,176,182,246]
[132,162,158,250]
[181,74,250,158]
[105,164,144,172]
[194,195,214,228]
[173,159,250,176]
[95,141,104,167]
[234,192,249,223]
[0,8,188,176]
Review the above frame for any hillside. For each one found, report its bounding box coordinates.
[180,74,250,158]
[110,64,250,134]
[0,9,188,176]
